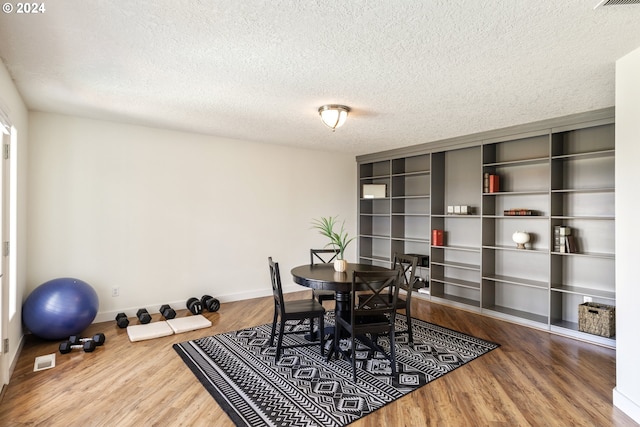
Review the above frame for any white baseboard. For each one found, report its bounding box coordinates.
[613,387,640,424]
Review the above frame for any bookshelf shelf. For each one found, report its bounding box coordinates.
[483,156,550,168]
[430,260,479,271]
[551,251,614,259]
[482,274,548,290]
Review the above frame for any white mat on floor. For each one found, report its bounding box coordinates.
[127,321,174,342]
[127,315,212,342]
[166,315,212,333]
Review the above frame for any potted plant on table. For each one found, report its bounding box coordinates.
[311,216,355,272]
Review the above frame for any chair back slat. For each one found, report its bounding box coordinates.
[268,257,285,311]
[393,253,419,292]
[352,269,401,318]
[310,248,339,265]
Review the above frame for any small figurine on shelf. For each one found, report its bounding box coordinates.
[512,231,530,249]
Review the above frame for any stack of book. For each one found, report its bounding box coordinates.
[504,209,535,216]
[483,173,500,193]
[554,226,577,253]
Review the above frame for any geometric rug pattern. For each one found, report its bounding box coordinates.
[173,312,499,427]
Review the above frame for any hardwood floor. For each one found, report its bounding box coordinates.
[0,292,637,427]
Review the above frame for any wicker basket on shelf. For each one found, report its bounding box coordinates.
[578,302,615,338]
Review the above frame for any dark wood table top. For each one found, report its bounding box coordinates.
[291,263,392,292]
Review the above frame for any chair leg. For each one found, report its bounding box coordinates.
[269,310,278,347]
[405,305,414,345]
[334,322,341,359]
[319,315,325,356]
[351,335,357,382]
[276,321,286,361]
[328,321,340,362]
[389,329,397,378]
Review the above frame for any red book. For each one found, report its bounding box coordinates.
[432,229,444,246]
[489,174,500,193]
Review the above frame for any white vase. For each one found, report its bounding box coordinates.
[512,231,530,249]
[334,259,348,272]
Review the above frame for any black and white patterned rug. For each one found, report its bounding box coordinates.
[173,313,499,427]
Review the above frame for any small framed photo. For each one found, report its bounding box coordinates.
[362,184,386,199]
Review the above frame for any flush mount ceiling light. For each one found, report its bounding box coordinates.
[318,105,350,131]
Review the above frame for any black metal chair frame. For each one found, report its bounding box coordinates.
[329,268,401,382]
[268,257,325,361]
[310,248,340,305]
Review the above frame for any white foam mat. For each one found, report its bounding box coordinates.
[127,321,174,342]
[166,315,212,334]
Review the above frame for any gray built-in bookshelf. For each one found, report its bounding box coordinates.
[356,108,616,347]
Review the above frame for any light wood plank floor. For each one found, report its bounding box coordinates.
[0,292,637,427]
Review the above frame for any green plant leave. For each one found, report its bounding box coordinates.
[311,216,355,260]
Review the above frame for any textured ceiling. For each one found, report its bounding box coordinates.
[1,1,640,155]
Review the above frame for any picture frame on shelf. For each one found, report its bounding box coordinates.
[362,184,386,199]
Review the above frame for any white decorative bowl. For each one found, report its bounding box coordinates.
[512,231,530,249]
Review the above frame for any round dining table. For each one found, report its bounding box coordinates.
[291,262,393,323]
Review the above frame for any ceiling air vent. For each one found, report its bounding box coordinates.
[595,0,640,7]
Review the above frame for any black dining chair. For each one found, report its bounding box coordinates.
[357,253,420,344]
[391,253,420,344]
[310,248,340,305]
[268,257,326,361]
[330,268,401,382]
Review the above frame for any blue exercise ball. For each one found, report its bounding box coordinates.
[23,278,99,340]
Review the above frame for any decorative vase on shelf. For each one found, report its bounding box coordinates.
[334,259,348,272]
[512,231,530,249]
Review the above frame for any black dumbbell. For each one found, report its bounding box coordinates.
[59,339,96,354]
[115,312,129,328]
[69,333,106,346]
[136,308,152,324]
[201,295,220,312]
[159,304,176,319]
[186,297,202,315]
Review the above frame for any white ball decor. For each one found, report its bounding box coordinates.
[512,231,530,249]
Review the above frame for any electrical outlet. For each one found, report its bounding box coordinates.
[112,287,119,297]
[583,296,593,303]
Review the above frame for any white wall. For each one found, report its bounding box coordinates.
[614,46,640,423]
[0,59,29,381]
[28,112,357,321]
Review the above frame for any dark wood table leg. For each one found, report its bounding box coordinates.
[326,291,352,360]
[335,291,350,323]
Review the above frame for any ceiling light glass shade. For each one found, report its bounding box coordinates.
[318,105,350,131]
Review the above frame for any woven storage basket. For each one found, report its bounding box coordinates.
[578,302,615,338]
